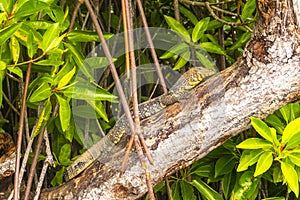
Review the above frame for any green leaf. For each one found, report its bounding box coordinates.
[171,180,181,200]
[282,117,300,149]
[270,128,280,146]
[273,165,283,183]
[192,180,223,200]
[236,138,273,149]
[262,198,285,200]
[215,155,236,177]
[232,171,259,200]
[67,30,114,42]
[254,151,273,177]
[14,0,49,19]
[164,15,190,42]
[222,172,236,199]
[195,51,216,71]
[34,59,64,67]
[174,51,190,70]
[237,149,264,172]
[289,153,300,167]
[0,0,13,13]
[199,42,226,55]
[83,57,117,70]
[29,82,52,102]
[55,94,71,132]
[179,5,198,25]
[63,82,118,102]
[10,36,20,64]
[64,43,94,81]
[180,181,196,200]
[58,143,72,166]
[42,23,61,52]
[0,23,23,46]
[160,43,189,59]
[228,32,251,51]
[241,0,256,21]
[192,17,210,42]
[280,104,292,124]
[32,99,52,138]
[50,166,65,186]
[250,116,274,143]
[57,67,76,89]
[265,114,285,134]
[281,161,299,197]
[87,100,108,122]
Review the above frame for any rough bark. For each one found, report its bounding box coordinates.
[7,0,300,199]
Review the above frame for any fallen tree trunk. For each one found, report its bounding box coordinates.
[39,0,300,199]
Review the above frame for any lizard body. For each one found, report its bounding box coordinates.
[64,67,215,181]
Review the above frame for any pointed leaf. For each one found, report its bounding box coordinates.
[180,181,196,200]
[289,153,300,167]
[58,143,72,166]
[282,117,300,149]
[164,15,190,42]
[196,51,215,71]
[10,36,20,63]
[174,51,190,70]
[192,180,223,200]
[215,155,236,177]
[56,94,71,132]
[32,99,52,138]
[42,23,59,52]
[0,23,23,46]
[199,42,226,55]
[236,138,273,149]
[29,82,52,102]
[237,149,264,172]
[281,161,299,197]
[250,116,274,143]
[192,17,210,42]
[254,151,273,177]
[160,43,189,59]
[57,67,76,89]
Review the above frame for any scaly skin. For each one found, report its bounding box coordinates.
[64,67,215,181]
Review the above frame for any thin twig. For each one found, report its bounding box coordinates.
[84,0,136,144]
[2,92,20,116]
[14,63,32,200]
[136,0,167,93]
[23,127,45,200]
[68,1,83,31]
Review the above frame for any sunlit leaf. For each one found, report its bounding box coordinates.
[29,82,52,102]
[174,51,190,70]
[281,161,299,197]
[289,153,300,167]
[250,116,274,143]
[57,67,76,89]
[67,30,114,42]
[254,151,273,177]
[56,94,71,132]
[32,99,51,138]
[200,42,226,55]
[192,17,210,42]
[236,138,273,149]
[164,15,190,42]
[282,117,300,149]
[10,36,20,64]
[237,149,264,172]
[0,23,23,46]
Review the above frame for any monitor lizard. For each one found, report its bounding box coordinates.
[64,67,216,181]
